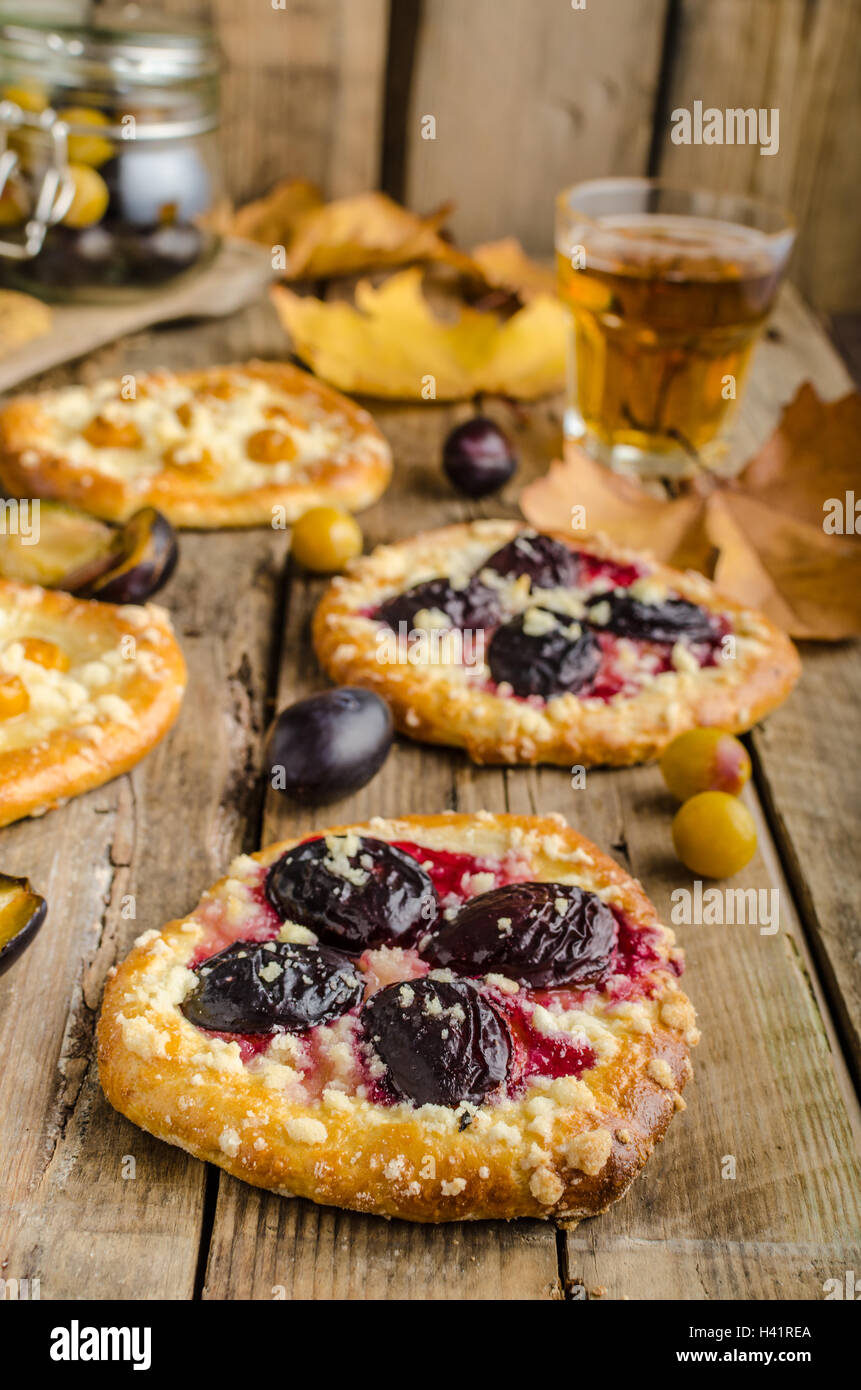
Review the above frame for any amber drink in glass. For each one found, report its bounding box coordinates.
[556,178,794,477]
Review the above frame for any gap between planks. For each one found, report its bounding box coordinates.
[0,287,858,1301]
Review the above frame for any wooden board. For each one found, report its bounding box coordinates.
[0,288,859,1300]
[112,1,861,310]
[210,0,390,203]
[403,0,669,252]
[655,0,861,312]
[131,0,861,311]
[201,394,563,1300]
[0,312,289,1300]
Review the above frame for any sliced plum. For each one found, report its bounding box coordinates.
[587,591,719,645]
[488,609,600,697]
[376,576,501,633]
[0,873,47,977]
[265,834,439,953]
[362,976,511,1107]
[0,502,179,604]
[426,881,617,988]
[181,938,363,1034]
[65,507,178,604]
[480,531,578,590]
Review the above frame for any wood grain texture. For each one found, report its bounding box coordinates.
[169,0,859,307]
[202,286,861,1298]
[465,363,861,1299]
[741,296,861,1089]
[404,0,669,251]
[0,311,289,1299]
[0,276,858,1300]
[549,761,861,1300]
[588,292,861,1298]
[211,0,389,203]
[655,0,861,312]
[201,394,563,1299]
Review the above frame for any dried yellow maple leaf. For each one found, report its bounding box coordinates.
[229,177,323,248]
[469,238,557,300]
[231,180,472,279]
[230,180,555,294]
[271,268,567,400]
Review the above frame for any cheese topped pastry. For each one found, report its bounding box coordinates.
[0,360,392,529]
[0,579,185,827]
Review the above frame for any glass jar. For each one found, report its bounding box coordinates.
[0,5,222,301]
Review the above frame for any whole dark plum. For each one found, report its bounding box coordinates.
[0,873,47,978]
[426,881,617,988]
[488,609,600,697]
[181,938,363,1034]
[266,834,438,953]
[587,591,719,645]
[376,576,501,633]
[362,976,511,1106]
[265,688,393,804]
[480,531,578,590]
[442,418,517,498]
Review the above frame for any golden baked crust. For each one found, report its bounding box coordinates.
[0,580,185,827]
[0,360,392,529]
[313,520,800,767]
[98,812,699,1224]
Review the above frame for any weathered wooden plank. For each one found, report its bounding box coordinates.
[655,0,861,312]
[3,265,856,1298]
[543,761,861,1300]
[405,0,669,252]
[734,291,861,1084]
[0,309,289,1299]
[445,360,861,1299]
[205,282,861,1299]
[473,290,861,1298]
[211,0,390,203]
[201,398,564,1300]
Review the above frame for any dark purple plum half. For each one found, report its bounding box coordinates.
[442,417,517,498]
[488,609,600,697]
[426,881,617,988]
[362,976,511,1107]
[376,576,501,633]
[587,591,719,645]
[265,687,393,804]
[181,938,363,1034]
[0,873,47,978]
[64,507,178,604]
[480,531,578,590]
[265,835,439,953]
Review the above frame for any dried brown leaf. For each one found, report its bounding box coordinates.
[521,386,861,639]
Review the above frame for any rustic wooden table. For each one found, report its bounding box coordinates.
[1,285,859,1301]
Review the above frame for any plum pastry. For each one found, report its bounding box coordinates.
[0,360,392,529]
[313,520,800,767]
[98,812,699,1223]
[0,580,185,828]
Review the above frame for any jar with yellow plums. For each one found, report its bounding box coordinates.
[0,3,222,300]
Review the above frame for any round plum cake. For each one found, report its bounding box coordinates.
[98,812,699,1223]
[312,520,799,767]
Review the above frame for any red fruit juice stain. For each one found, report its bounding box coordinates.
[392,841,525,902]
